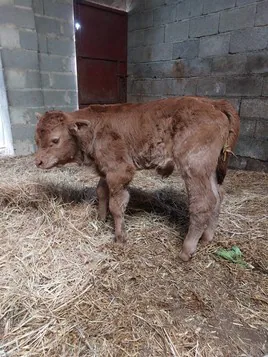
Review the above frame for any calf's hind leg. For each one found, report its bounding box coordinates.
[179,173,218,262]
[201,176,224,245]
[96,177,109,221]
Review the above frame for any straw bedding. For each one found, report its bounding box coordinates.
[0,155,267,357]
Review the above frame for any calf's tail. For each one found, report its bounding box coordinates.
[215,100,240,185]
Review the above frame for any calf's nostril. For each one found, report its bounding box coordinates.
[35,159,43,167]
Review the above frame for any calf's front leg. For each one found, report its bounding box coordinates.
[109,189,130,243]
[105,167,134,243]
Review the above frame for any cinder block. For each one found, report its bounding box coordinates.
[35,16,61,34]
[245,158,268,173]
[11,123,36,141]
[0,0,14,4]
[212,54,247,74]
[164,0,179,4]
[128,46,150,63]
[246,53,268,74]
[43,90,77,107]
[171,59,189,78]
[61,22,74,38]
[14,0,32,7]
[47,38,75,56]
[127,46,144,63]
[7,89,44,107]
[9,106,45,125]
[130,43,172,62]
[172,39,199,60]
[20,30,38,51]
[235,137,268,161]
[199,33,230,57]
[143,26,164,45]
[6,69,39,92]
[128,10,153,31]
[13,139,35,155]
[229,155,247,170]
[145,0,165,9]
[65,91,78,107]
[226,76,263,97]
[56,0,73,4]
[255,0,268,26]
[165,20,189,43]
[230,27,268,53]
[1,48,38,70]
[39,54,64,71]
[0,5,35,28]
[203,0,235,14]
[130,79,152,95]
[172,78,197,95]
[177,0,203,20]
[151,79,167,95]
[197,77,226,96]
[25,70,41,88]
[236,0,258,5]
[129,61,171,79]
[37,34,47,53]
[262,78,268,96]
[219,5,255,32]
[239,117,256,137]
[5,69,26,89]
[40,73,51,88]
[32,0,43,14]
[255,119,268,139]
[189,13,219,38]
[128,1,144,13]
[128,29,144,48]
[150,43,173,61]
[62,56,76,73]
[183,57,212,77]
[132,95,162,103]
[153,5,176,25]
[153,78,192,96]
[44,1,73,22]
[240,99,268,118]
[48,73,77,90]
[0,26,20,48]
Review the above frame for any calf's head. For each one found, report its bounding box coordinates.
[35,111,88,169]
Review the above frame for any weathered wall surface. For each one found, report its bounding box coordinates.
[128,0,268,171]
[87,0,131,11]
[0,0,78,155]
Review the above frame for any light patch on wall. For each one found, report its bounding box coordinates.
[0,53,14,156]
[75,22,81,30]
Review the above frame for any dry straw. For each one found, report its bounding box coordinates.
[0,156,267,357]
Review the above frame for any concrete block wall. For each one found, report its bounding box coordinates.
[128,0,268,171]
[0,0,78,155]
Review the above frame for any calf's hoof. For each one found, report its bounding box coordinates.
[200,231,214,245]
[114,234,127,244]
[178,250,192,262]
[98,210,108,222]
[98,215,107,222]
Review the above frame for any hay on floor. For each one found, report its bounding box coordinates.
[0,155,267,357]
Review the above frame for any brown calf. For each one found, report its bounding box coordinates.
[35,96,240,261]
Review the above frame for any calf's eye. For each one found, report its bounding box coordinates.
[52,138,59,144]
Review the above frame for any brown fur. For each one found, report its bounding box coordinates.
[35,96,240,261]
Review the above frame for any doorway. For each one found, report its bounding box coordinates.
[74,1,128,108]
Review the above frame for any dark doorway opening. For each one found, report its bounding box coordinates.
[74,1,128,108]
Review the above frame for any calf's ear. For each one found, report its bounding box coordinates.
[35,112,42,120]
[68,120,89,135]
